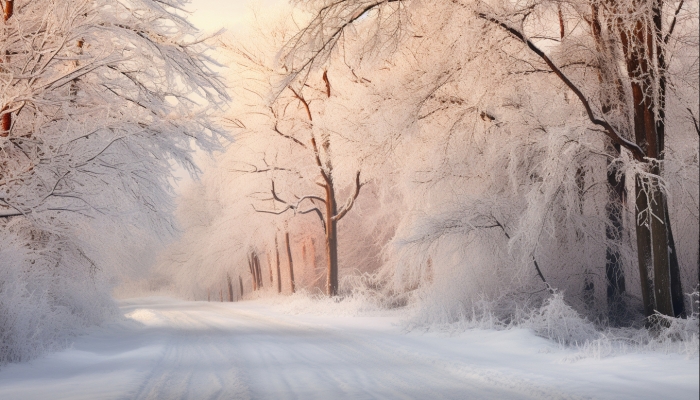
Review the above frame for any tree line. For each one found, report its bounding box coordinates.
[161,0,697,328]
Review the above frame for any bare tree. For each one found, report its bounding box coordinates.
[252,93,363,295]
[219,28,366,296]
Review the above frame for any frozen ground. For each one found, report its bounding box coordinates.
[0,297,696,400]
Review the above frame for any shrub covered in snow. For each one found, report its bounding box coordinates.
[0,226,116,365]
[525,293,600,346]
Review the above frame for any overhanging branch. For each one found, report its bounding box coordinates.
[282,0,401,87]
[477,12,645,161]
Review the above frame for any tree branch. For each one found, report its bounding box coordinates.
[230,161,293,174]
[282,0,401,87]
[688,107,699,136]
[665,0,685,44]
[322,70,331,97]
[484,216,552,292]
[332,171,362,222]
[299,206,327,233]
[477,12,645,161]
[297,194,326,205]
[252,203,293,215]
[255,181,327,230]
[289,87,313,121]
[270,180,288,204]
[273,122,307,148]
[0,201,25,218]
[310,136,331,186]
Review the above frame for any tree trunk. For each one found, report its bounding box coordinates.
[665,204,686,317]
[302,242,307,265]
[590,6,628,322]
[254,252,263,289]
[268,251,273,284]
[635,177,656,318]
[655,20,686,318]
[227,274,234,302]
[324,180,339,296]
[622,20,675,320]
[285,231,296,293]
[605,143,627,322]
[248,253,257,291]
[239,276,244,299]
[1,106,9,137]
[1,2,12,137]
[275,234,282,293]
[649,173,673,317]
[310,238,317,271]
[3,0,12,21]
[576,167,596,311]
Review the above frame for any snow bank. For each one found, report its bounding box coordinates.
[412,290,700,359]
[261,287,698,360]
[250,288,399,317]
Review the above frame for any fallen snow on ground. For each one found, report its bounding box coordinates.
[0,297,696,399]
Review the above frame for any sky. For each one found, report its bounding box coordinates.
[187,0,286,34]
[171,0,289,192]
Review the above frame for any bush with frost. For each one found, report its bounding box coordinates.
[0,225,116,364]
[524,292,600,346]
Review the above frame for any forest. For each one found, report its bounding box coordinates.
[0,0,698,368]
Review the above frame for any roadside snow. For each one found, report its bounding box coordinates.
[0,297,696,399]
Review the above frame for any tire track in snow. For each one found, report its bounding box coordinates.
[126,308,251,400]
[123,300,575,400]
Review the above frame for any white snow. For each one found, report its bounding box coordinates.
[0,297,696,399]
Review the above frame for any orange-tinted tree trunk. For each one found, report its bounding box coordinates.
[1,1,13,137]
[324,178,339,296]
[285,231,296,293]
[275,235,281,293]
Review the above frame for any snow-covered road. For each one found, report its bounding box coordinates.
[0,297,696,399]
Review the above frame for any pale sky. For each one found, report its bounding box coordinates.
[170,0,290,193]
[187,0,286,34]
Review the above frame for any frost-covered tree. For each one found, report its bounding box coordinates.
[219,25,370,297]
[473,0,697,322]
[153,15,405,299]
[0,0,225,222]
[0,0,226,363]
[276,0,698,323]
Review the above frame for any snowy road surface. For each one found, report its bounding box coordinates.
[0,297,696,399]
